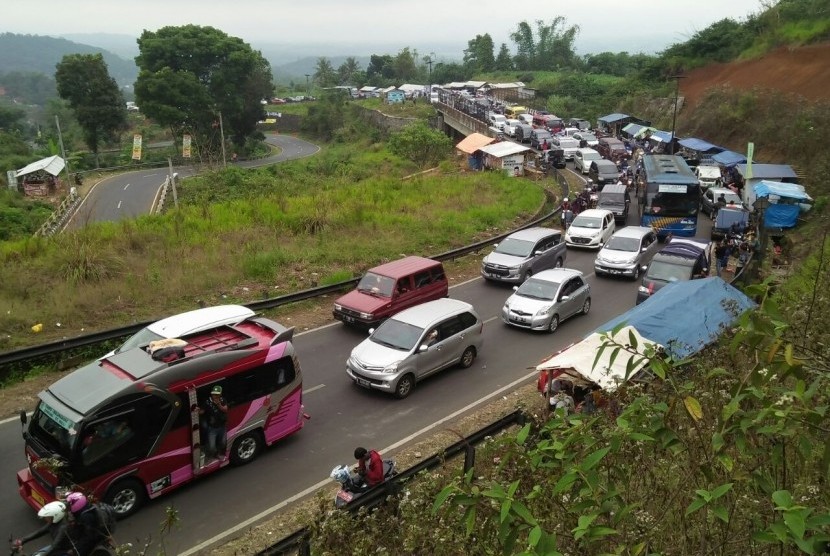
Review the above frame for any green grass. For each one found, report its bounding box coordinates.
[0,142,545,350]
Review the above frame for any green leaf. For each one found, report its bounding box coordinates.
[516,423,531,445]
[631,542,647,555]
[464,506,477,536]
[586,526,617,539]
[511,501,538,526]
[712,432,725,452]
[553,472,577,494]
[710,483,734,500]
[432,486,455,512]
[686,498,708,515]
[581,447,610,471]
[528,525,542,547]
[629,432,655,442]
[501,499,511,523]
[684,395,703,421]
[712,505,730,523]
[717,454,734,472]
[772,490,794,509]
[784,510,806,539]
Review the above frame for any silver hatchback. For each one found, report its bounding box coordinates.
[346,299,484,399]
[501,268,591,333]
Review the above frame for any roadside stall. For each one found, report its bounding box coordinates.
[455,133,495,171]
[15,155,65,197]
[478,141,531,176]
[754,180,813,229]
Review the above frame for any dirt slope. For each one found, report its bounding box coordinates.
[681,43,830,108]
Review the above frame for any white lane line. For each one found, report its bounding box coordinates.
[303,384,325,395]
[180,370,537,556]
[117,201,122,209]
[123,184,130,191]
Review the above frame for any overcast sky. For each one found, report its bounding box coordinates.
[4,0,766,57]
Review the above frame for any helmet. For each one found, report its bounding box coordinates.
[330,465,351,484]
[38,501,67,523]
[65,492,88,513]
[563,197,569,202]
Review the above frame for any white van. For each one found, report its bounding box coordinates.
[573,148,602,174]
[488,113,507,130]
[694,165,722,190]
[552,136,579,160]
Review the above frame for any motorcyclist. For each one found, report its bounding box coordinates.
[65,492,111,556]
[354,446,385,487]
[13,501,74,556]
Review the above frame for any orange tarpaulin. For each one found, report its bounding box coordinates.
[455,133,495,154]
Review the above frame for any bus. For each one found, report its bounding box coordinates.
[638,154,701,238]
[18,314,307,518]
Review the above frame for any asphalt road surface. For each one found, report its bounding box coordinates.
[3,160,712,554]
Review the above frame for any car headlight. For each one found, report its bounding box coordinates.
[334,303,342,311]
[359,312,373,320]
[382,362,399,374]
[638,286,649,294]
[537,305,553,316]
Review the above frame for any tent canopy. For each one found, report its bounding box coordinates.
[598,113,629,124]
[16,155,65,177]
[712,150,746,166]
[537,326,660,391]
[754,180,811,201]
[677,138,723,153]
[736,164,797,180]
[596,277,756,359]
[650,130,674,143]
[479,142,531,157]
[456,133,495,154]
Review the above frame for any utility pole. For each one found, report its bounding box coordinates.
[669,75,685,155]
[55,115,73,188]
[218,112,227,168]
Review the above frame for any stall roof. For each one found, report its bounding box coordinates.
[754,180,811,201]
[359,86,378,92]
[712,150,746,166]
[677,138,723,153]
[537,326,660,391]
[16,155,65,177]
[650,130,674,143]
[398,83,425,92]
[479,142,531,157]
[736,164,797,180]
[596,277,756,359]
[598,113,629,124]
[622,123,643,135]
[456,133,495,154]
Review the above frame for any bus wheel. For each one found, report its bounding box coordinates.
[105,479,145,519]
[230,431,263,465]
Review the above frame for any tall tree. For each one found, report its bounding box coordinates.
[337,57,362,85]
[393,48,419,81]
[366,54,395,83]
[314,57,338,87]
[54,53,126,166]
[495,44,514,71]
[510,22,537,71]
[463,34,496,74]
[134,25,272,156]
[510,18,580,71]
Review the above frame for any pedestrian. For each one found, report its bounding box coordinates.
[200,385,228,460]
[715,240,731,277]
[354,446,385,487]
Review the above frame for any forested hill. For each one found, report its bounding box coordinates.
[0,33,138,86]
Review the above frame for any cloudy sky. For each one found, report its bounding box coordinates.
[4,0,765,57]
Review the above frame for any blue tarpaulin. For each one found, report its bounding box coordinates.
[712,150,746,166]
[755,180,811,229]
[764,204,800,228]
[595,277,756,359]
[754,180,811,201]
[677,138,724,154]
[650,130,674,143]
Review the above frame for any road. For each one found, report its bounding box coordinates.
[2,170,715,553]
[65,134,319,228]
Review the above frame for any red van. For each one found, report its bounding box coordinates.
[333,256,448,328]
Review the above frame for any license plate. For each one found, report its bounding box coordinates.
[356,378,370,388]
[511,316,527,323]
[344,315,355,323]
[31,489,45,507]
[337,490,354,502]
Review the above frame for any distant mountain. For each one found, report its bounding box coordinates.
[0,33,137,86]
[60,33,139,60]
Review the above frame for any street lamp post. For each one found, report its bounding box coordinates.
[669,74,685,155]
[305,74,310,98]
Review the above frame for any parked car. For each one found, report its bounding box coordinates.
[530,129,553,151]
[573,148,602,174]
[481,227,566,284]
[594,226,659,280]
[503,118,522,137]
[515,123,534,143]
[565,208,616,249]
[345,298,483,398]
[107,304,256,358]
[701,187,743,218]
[501,268,591,333]
[333,256,448,328]
[636,237,711,305]
[567,118,591,131]
[572,131,599,148]
[596,137,628,161]
[694,165,722,190]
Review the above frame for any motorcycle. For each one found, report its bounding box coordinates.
[9,534,115,556]
[330,459,398,509]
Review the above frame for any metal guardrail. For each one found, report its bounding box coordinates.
[0,187,564,369]
[253,409,527,556]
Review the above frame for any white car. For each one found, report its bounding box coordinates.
[565,209,616,249]
[503,119,522,137]
[594,226,660,280]
[106,304,256,357]
[573,131,599,147]
[573,148,603,174]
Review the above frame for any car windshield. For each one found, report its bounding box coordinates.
[599,194,626,207]
[515,278,561,301]
[357,272,395,297]
[116,327,164,354]
[605,237,640,252]
[494,237,535,257]
[584,152,602,161]
[29,401,78,454]
[646,260,693,282]
[572,216,601,229]
[370,319,424,351]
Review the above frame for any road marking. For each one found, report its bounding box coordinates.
[180,370,538,556]
[123,184,130,191]
[303,384,325,395]
[117,201,122,209]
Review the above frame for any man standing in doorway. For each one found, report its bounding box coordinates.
[201,385,228,460]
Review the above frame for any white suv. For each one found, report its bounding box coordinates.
[565,209,616,249]
[573,148,603,174]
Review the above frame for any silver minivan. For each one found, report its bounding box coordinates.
[346,299,484,399]
[481,227,566,284]
[594,226,659,280]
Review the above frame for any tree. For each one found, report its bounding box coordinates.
[393,48,419,81]
[134,25,272,157]
[54,53,126,166]
[314,57,338,87]
[337,57,363,86]
[0,103,26,132]
[387,121,451,169]
[495,44,514,71]
[509,18,580,71]
[463,34,496,73]
[366,54,395,83]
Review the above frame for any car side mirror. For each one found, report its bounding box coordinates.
[368,328,375,335]
[419,344,429,353]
